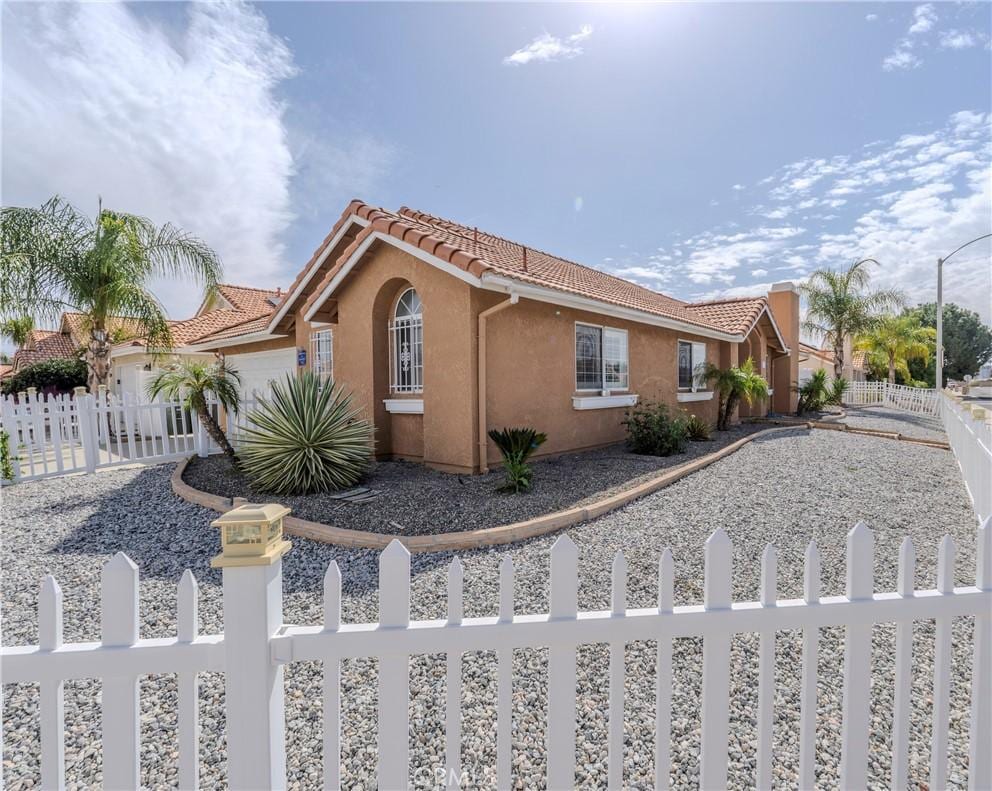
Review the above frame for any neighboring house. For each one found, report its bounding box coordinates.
[188,200,800,474]
[111,283,282,398]
[8,326,80,375]
[798,341,867,384]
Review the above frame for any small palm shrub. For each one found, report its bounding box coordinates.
[623,402,689,456]
[685,413,712,441]
[239,372,374,495]
[487,427,547,493]
[826,376,847,406]
[797,369,829,414]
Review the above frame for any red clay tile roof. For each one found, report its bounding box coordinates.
[683,297,769,336]
[852,350,868,369]
[11,329,79,371]
[299,201,760,337]
[191,315,273,344]
[215,284,282,314]
[0,364,12,381]
[118,284,281,350]
[799,342,834,360]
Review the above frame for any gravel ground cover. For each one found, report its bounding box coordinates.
[841,405,947,441]
[182,424,767,535]
[2,427,979,789]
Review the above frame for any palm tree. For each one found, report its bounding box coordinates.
[147,360,241,462]
[1,196,222,391]
[856,314,936,384]
[703,357,770,430]
[0,316,34,348]
[800,258,903,379]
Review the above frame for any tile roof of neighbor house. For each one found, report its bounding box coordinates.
[296,200,777,338]
[0,363,12,381]
[852,350,868,369]
[799,341,835,360]
[11,329,79,371]
[116,285,281,350]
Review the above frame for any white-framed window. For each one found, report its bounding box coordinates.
[677,340,707,391]
[310,329,333,382]
[389,287,423,393]
[575,323,629,392]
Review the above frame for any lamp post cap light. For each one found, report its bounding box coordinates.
[210,502,292,568]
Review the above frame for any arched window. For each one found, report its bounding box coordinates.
[389,287,423,393]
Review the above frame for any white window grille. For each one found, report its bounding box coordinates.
[310,329,333,382]
[575,323,629,391]
[389,288,423,393]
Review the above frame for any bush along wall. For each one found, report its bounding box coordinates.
[1,357,87,396]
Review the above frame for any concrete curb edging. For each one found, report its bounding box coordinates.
[171,425,803,553]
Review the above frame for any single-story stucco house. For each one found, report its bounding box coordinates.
[184,201,801,474]
[798,340,868,384]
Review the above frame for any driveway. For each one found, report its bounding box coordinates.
[1,427,978,789]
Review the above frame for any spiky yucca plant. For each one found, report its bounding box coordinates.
[826,376,848,406]
[797,369,829,414]
[238,372,373,495]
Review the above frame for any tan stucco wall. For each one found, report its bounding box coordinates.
[329,242,479,472]
[768,285,800,413]
[481,293,723,467]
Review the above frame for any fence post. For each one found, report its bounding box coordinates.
[213,504,290,791]
[78,394,98,474]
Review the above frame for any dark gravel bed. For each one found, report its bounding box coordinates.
[182,424,769,535]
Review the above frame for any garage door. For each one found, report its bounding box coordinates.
[226,348,296,396]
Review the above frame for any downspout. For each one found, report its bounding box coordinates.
[478,293,519,473]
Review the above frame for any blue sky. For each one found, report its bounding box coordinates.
[3,1,990,344]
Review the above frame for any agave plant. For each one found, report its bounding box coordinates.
[238,372,374,495]
[487,427,547,493]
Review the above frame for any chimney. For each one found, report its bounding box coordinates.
[768,282,800,414]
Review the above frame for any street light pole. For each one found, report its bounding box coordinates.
[935,233,992,392]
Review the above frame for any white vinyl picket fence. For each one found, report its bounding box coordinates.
[2,521,990,790]
[843,380,941,416]
[1,390,263,482]
[942,393,992,524]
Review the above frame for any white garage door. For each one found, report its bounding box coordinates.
[226,348,296,396]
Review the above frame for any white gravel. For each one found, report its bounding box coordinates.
[1,427,979,789]
[841,405,947,442]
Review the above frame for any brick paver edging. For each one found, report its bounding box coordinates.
[171,425,804,553]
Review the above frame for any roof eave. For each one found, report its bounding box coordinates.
[182,330,287,352]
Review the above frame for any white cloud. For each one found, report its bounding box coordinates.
[908,4,936,35]
[503,24,593,66]
[866,14,878,22]
[731,184,745,191]
[2,1,294,318]
[611,111,991,323]
[883,43,921,71]
[939,30,979,50]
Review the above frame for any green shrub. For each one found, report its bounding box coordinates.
[685,413,712,441]
[797,369,829,414]
[1,357,87,395]
[1,429,15,481]
[487,427,548,493]
[238,372,374,495]
[826,377,847,406]
[623,402,689,456]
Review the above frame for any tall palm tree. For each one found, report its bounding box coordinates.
[0,316,33,348]
[799,258,903,379]
[147,360,241,462]
[703,357,769,430]
[1,196,222,391]
[856,314,936,384]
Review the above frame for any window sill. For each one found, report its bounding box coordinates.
[383,398,424,414]
[572,394,639,410]
[676,391,714,402]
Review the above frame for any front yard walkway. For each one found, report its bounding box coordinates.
[841,404,946,441]
[1,427,978,789]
